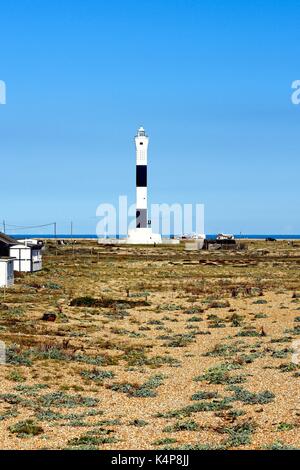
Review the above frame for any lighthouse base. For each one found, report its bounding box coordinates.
[126,228,162,245]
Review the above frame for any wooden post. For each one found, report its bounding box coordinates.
[54,222,57,256]
[71,221,75,257]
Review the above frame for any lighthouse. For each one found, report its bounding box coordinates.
[127,127,162,245]
[135,126,148,229]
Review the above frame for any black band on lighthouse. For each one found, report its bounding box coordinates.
[136,165,147,187]
[136,209,147,228]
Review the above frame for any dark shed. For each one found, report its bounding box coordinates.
[0,232,17,257]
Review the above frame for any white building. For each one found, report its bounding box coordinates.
[10,241,43,272]
[0,258,14,287]
[216,234,235,240]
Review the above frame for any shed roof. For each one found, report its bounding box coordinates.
[10,243,43,251]
[0,232,18,245]
[10,244,31,249]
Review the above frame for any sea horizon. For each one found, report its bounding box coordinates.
[9,234,300,240]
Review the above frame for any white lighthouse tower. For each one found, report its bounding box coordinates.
[135,126,148,229]
[127,126,162,245]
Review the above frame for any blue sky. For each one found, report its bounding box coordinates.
[0,0,300,234]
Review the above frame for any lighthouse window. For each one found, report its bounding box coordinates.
[140,142,143,145]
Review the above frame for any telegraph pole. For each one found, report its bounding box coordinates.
[71,221,75,257]
[2,220,5,234]
[54,222,57,256]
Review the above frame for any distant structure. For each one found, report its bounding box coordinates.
[203,236,237,251]
[216,233,235,241]
[127,127,162,245]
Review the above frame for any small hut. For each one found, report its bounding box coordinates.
[0,257,14,287]
[10,240,43,272]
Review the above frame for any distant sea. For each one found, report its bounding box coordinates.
[10,234,300,240]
